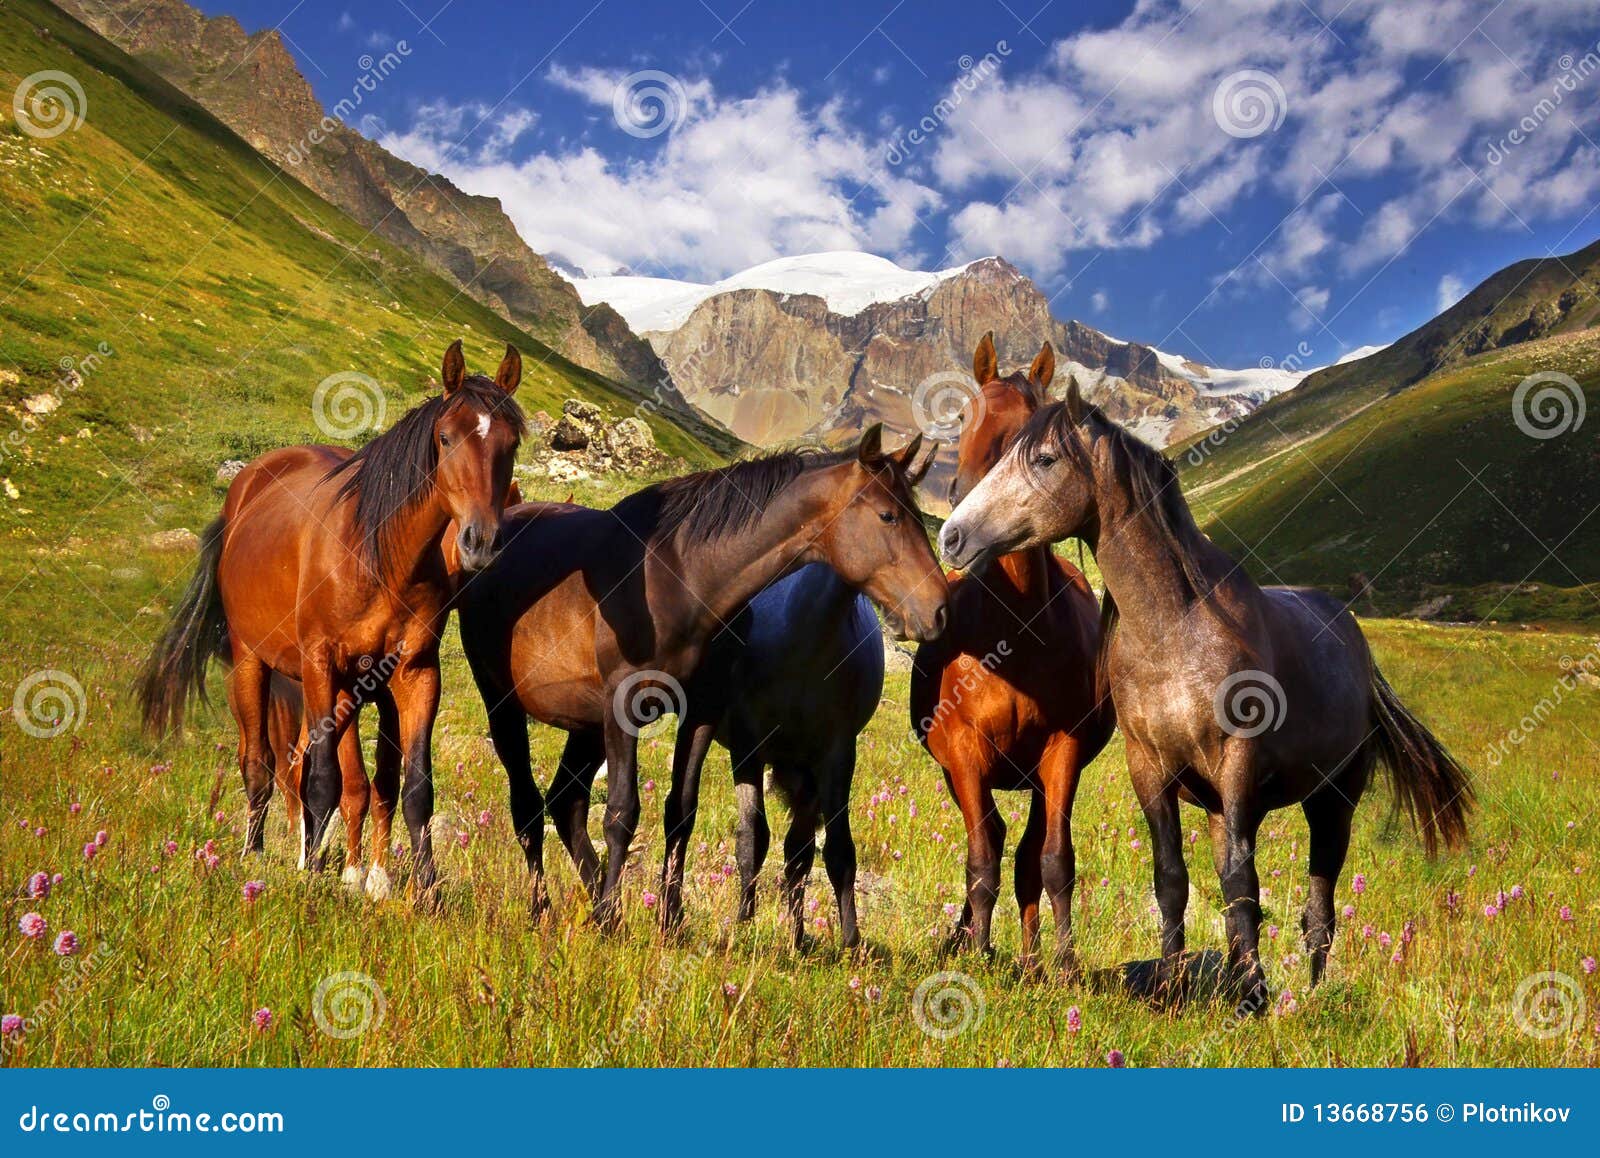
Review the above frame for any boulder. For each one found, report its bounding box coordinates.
[216,460,247,485]
[150,528,200,553]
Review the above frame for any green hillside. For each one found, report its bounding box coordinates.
[1185,328,1600,623]
[0,0,726,655]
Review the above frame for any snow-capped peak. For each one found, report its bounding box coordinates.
[565,251,985,333]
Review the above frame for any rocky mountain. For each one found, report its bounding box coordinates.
[49,0,687,413]
[572,253,1306,504]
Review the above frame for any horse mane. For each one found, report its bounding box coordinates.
[617,447,855,548]
[1015,399,1250,696]
[325,375,524,574]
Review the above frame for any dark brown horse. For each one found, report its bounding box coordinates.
[940,386,1472,1012]
[138,342,523,902]
[456,426,949,929]
[911,334,1112,974]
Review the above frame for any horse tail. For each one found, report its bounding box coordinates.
[1369,665,1473,857]
[137,515,230,735]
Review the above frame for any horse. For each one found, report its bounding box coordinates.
[911,334,1112,975]
[253,482,526,899]
[456,425,949,930]
[709,562,888,950]
[138,341,524,903]
[939,384,1472,1013]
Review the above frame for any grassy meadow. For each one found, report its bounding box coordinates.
[2,483,1597,1066]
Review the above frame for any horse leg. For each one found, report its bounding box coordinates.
[389,662,442,908]
[365,689,401,901]
[228,656,273,856]
[549,729,604,900]
[952,777,1004,958]
[1129,744,1187,1004]
[1039,735,1084,980]
[1302,792,1355,989]
[731,744,769,923]
[780,787,819,952]
[819,746,861,951]
[337,713,370,891]
[1014,790,1045,972]
[661,713,718,933]
[1217,753,1267,1015]
[596,713,641,931]
[297,656,349,871]
[486,698,547,917]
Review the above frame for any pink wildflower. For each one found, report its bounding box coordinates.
[18,912,46,940]
[252,1008,272,1031]
[26,872,50,899]
[53,930,78,956]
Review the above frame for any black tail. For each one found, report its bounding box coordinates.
[137,516,230,735]
[1370,666,1473,857]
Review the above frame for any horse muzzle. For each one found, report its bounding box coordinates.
[454,523,500,573]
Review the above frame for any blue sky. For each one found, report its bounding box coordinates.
[206,0,1600,368]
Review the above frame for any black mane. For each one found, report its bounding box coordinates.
[326,375,524,574]
[615,447,855,547]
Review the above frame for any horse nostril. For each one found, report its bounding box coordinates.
[932,604,948,636]
[943,525,963,559]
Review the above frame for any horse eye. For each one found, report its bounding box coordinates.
[439,433,452,447]
[1033,452,1056,468]
[878,510,898,525]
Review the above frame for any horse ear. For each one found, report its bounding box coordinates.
[1029,341,1056,397]
[972,331,998,387]
[907,441,938,487]
[441,340,466,397]
[495,345,522,395]
[857,422,885,467]
[1066,373,1087,424]
[892,431,924,470]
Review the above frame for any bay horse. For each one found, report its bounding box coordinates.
[912,334,1112,975]
[254,482,526,899]
[138,341,524,902]
[456,426,949,929]
[712,562,890,950]
[939,384,1472,1012]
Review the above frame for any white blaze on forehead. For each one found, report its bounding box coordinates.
[474,412,491,439]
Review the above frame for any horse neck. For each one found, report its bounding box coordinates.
[992,546,1051,601]
[671,472,834,631]
[1086,449,1211,640]
[373,488,453,594]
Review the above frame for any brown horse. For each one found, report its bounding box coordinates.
[940,386,1472,1012]
[911,334,1112,974]
[457,425,949,928]
[138,341,524,902]
[255,482,526,899]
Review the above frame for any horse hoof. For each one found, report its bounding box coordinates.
[341,865,364,893]
[364,865,393,902]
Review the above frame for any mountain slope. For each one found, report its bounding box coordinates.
[1185,326,1600,619]
[0,0,723,573]
[1180,237,1600,478]
[575,254,1305,503]
[49,0,713,435]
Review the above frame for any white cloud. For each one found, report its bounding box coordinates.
[385,76,940,280]
[1436,273,1467,313]
[1091,289,1109,311]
